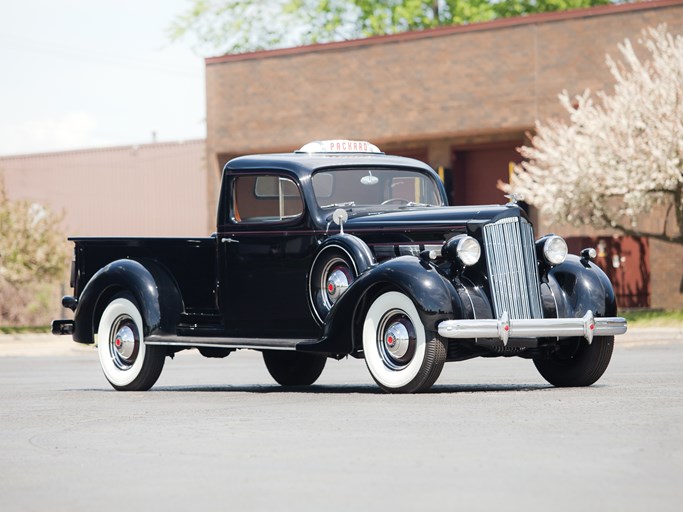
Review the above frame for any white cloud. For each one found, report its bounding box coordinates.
[0,112,110,156]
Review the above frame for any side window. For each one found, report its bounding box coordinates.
[232,175,304,223]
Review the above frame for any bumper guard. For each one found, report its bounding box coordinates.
[52,319,74,336]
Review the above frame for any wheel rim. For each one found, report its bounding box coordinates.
[376,309,416,370]
[109,315,140,371]
[320,258,354,309]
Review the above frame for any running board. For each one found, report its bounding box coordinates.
[145,334,317,351]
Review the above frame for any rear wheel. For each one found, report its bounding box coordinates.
[97,295,165,391]
[362,291,446,393]
[534,336,614,387]
[262,351,327,386]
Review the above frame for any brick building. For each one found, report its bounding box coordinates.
[205,0,683,309]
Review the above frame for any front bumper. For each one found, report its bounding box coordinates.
[438,310,626,345]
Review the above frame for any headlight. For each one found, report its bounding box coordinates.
[443,235,481,267]
[542,235,568,265]
[457,236,481,266]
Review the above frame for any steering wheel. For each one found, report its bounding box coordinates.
[380,198,410,205]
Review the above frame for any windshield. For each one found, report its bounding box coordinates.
[312,168,443,209]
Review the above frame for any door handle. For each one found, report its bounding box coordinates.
[221,237,239,244]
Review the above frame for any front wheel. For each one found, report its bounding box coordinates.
[362,291,446,393]
[533,336,614,387]
[262,351,327,386]
[97,296,165,391]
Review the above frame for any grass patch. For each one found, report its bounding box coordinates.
[621,309,683,327]
[0,325,51,334]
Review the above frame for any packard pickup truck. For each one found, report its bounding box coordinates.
[53,140,627,393]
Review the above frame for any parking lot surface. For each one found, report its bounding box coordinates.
[1,328,682,511]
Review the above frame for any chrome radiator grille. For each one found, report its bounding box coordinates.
[482,217,543,320]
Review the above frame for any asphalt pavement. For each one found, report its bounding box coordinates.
[0,327,681,511]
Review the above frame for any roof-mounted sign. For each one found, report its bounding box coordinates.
[296,140,383,154]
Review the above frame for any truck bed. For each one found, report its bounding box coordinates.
[71,236,218,313]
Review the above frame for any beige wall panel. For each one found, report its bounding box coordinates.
[650,240,683,310]
[0,140,208,238]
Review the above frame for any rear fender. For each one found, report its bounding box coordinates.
[73,259,183,344]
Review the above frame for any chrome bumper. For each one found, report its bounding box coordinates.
[437,311,627,345]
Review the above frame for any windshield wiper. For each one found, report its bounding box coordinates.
[321,201,355,208]
[403,202,434,207]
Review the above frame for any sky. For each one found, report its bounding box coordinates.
[0,0,206,156]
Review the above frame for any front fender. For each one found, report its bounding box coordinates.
[317,256,463,354]
[318,233,376,271]
[546,255,618,319]
[73,259,183,343]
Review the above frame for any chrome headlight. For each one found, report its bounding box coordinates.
[541,235,568,265]
[457,236,482,266]
[443,235,481,267]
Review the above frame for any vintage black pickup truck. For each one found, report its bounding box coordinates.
[53,140,627,393]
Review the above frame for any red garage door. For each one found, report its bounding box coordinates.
[451,142,523,206]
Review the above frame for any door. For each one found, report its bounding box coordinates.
[218,173,320,337]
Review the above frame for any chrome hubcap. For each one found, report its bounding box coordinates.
[110,316,139,371]
[321,259,354,308]
[326,268,351,303]
[377,310,416,369]
[384,321,411,360]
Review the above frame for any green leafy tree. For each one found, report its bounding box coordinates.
[170,0,613,55]
[0,177,68,325]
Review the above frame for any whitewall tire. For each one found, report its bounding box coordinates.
[97,296,165,391]
[362,291,446,393]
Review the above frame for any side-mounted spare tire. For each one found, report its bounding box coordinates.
[308,235,375,325]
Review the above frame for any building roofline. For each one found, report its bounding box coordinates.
[0,138,205,161]
[205,0,683,65]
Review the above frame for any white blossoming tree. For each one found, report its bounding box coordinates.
[503,25,683,245]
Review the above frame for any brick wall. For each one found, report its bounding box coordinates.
[206,1,683,159]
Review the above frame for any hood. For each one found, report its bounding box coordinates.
[342,204,525,235]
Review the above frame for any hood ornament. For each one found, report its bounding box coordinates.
[504,193,523,206]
